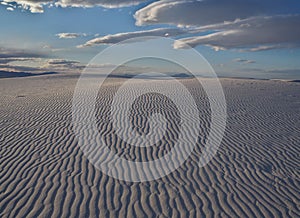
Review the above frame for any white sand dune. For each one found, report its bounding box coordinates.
[0,74,299,217]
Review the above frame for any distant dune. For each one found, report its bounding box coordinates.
[0,74,299,217]
[0,71,57,79]
[289,80,300,83]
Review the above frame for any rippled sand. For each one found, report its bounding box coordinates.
[0,74,299,217]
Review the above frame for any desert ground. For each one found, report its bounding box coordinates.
[0,73,299,217]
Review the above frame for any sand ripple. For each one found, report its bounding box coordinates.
[0,76,299,217]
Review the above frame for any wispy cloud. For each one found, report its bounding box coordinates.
[43,59,85,71]
[56,33,87,39]
[233,58,256,64]
[0,47,48,59]
[0,57,41,64]
[78,28,187,47]
[55,0,147,9]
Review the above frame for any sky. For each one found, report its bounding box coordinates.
[0,0,300,79]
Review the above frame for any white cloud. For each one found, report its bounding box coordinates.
[1,0,48,13]
[173,15,300,50]
[1,0,148,13]
[79,28,187,47]
[56,0,147,9]
[56,33,87,39]
[6,6,14,11]
[134,0,299,27]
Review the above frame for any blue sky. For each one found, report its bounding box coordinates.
[0,0,300,79]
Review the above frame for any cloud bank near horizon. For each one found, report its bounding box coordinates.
[0,47,85,72]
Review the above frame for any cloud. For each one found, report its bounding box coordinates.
[266,69,300,75]
[0,48,44,72]
[3,0,300,54]
[173,15,300,50]
[80,14,300,51]
[132,0,300,51]
[0,47,84,72]
[79,28,187,47]
[1,0,148,13]
[43,59,85,71]
[0,47,48,59]
[56,33,87,39]
[47,59,80,65]
[134,0,300,27]
[0,64,43,72]
[0,57,40,64]
[0,58,85,73]
[1,0,48,13]
[6,6,14,11]
[245,45,288,52]
[233,58,256,64]
[55,0,147,9]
